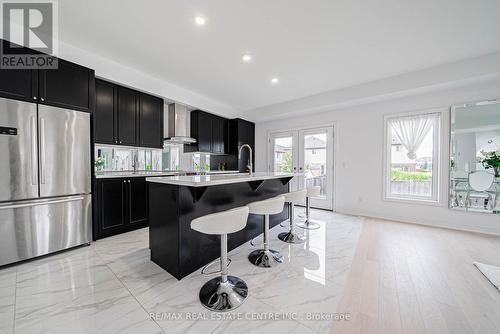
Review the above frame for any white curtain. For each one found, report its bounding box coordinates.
[390,114,436,160]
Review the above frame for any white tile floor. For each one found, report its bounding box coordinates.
[0,210,364,334]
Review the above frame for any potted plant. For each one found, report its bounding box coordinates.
[480,150,500,177]
[95,157,105,172]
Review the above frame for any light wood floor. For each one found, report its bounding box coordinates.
[331,218,500,334]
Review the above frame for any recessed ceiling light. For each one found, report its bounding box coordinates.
[195,16,206,25]
[242,54,252,62]
[271,77,279,84]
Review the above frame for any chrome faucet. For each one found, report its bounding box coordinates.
[132,153,139,173]
[238,144,253,176]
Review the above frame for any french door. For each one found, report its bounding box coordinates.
[269,126,334,210]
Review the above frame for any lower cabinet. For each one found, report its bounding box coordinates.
[94,177,149,240]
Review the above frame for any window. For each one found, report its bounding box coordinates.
[384,111,441,202]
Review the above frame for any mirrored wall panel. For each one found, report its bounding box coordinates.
[450,99,500,214]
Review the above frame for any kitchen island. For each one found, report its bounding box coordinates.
[147,172,297,279]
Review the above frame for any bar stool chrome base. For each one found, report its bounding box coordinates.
[278,230,306,243]
[296,219,321,230]
[248,249,284,267]
[199,275,248,311]
[297,193,322,230]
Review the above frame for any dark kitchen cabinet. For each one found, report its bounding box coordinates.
[228,118,255,172]
[98,179,126,231]
[129,178,149,225]
[94,177,149,240]
[0,43,95,111]
[94,79,164,148]
[139,94,164,148]
[186,110,228,154]
[117,87,139,146]
[94,79,116,144]
[229,118,255,150]
[0,69,37,102]
[197,110,213,152]
[38,59,95,113]
[211,116,226,154]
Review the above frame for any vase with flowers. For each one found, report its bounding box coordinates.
[95,157,105,172]
[480,150,500,177]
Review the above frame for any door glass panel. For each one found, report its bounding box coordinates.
[269,127,333,209]
[273,136,293,172]
[303,132,327,197]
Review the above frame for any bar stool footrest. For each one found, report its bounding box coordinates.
[201,258,232,277]
[250,235,264,247]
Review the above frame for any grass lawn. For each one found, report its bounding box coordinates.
[391,169,432,181]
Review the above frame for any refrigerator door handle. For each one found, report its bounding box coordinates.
[39,117,46,184]
[0,196,85,210]
[30,116,38,185]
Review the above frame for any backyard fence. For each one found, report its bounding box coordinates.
[390,180,432,196]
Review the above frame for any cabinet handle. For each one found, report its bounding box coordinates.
[40,97,45,101]
[33,96,37,100]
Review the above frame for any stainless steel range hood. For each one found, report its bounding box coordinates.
[164,103,197,144]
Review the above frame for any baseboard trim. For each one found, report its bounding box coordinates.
[336,209,500,237]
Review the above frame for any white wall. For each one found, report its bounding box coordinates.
[255,77,500,235]
[57,41,240,119]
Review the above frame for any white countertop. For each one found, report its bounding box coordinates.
[95,170,240,179]
[95,171,178,179]
[146,172,299,187]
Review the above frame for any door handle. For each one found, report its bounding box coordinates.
[39,117,46,184]
[0,196,85,210]
[30,116,38,185]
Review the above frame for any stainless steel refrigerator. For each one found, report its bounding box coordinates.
[0,97,91,266]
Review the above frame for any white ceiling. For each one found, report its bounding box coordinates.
[59,0,500,116]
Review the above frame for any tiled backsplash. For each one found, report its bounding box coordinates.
[95,145,162,171]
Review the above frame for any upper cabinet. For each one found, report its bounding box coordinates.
[94,80,116,145]
[0,69,37,102]
[228,118,255,172]
[186,110,227,154]
[117,86,139,146]
[0,59,95,113]
[139,94,164,149]
[211,115,227,154]
[94,79,164,148]
[38,59,95,112]
[228,118,255,152]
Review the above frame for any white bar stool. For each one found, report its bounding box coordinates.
[296,186,322,230]
[278,189,307,243]
[248,196,285,267]
[190,206,250,312]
